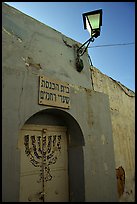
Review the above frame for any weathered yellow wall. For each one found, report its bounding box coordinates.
[91,66,135,202]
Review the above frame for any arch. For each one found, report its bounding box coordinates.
[25,108,85,146]
[21,108,85,202]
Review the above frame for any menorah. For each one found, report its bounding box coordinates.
[24,131,62,183]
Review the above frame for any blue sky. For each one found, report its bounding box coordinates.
[5,2,135,91]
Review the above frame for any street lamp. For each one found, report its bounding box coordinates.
[76,9,102,72]
[83,9,102,39]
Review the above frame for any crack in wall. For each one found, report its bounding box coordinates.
[2,26,23,42]
[62,36,73,48]
[18,72,26,128]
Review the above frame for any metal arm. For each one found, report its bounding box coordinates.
[77,36,94,56]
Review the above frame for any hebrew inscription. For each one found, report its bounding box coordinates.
[39,76,70,109]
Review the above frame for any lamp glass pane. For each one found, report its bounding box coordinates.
[85,17,92,36]
[88,14,100,29]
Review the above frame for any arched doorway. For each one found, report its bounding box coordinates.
[18,108,85,202]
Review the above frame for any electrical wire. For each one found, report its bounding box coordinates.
[88,42,135,48]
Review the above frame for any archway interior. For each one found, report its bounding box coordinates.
[24,108,85,202]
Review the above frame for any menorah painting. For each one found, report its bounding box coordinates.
[24,131,62,183]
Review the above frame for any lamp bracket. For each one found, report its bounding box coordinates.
[77,36,94,57]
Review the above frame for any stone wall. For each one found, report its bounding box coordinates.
[91,66,135,202]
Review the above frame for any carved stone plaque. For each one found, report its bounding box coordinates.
[39,76,70,109]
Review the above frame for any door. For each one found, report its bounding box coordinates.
[18,124,69,202]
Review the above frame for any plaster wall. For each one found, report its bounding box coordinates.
[91,66,135,202]
[2,3,118,202]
